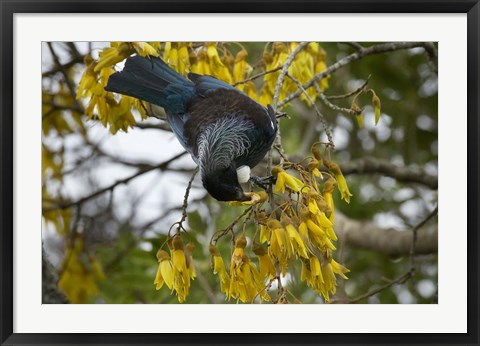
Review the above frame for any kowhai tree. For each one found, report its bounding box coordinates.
[42,41,438,304]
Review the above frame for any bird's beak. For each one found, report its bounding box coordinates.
[237,192,251,202]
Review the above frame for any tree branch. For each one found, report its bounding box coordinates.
[339,157,438,189]
[335,213,437,257]
[135,122,172,132]
[43,151,187,211]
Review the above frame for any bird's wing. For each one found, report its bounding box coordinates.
[187,73,237,97]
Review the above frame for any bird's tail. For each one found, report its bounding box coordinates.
[105,56,195,114]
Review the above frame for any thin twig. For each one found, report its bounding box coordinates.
[315,83,360,117]
[135,122,172,132]
[325,76,371,100]
[342,42,365,51]
[345,271,413,304]
[409,206,438,274]
[211,207,253,244]
[233,65,284,86]
[177,167,199,232]
[46,43,84,112]
[286,72,334,148]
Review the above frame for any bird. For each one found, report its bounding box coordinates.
[105,55,277,202]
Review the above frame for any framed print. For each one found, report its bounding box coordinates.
[1,1,479,345]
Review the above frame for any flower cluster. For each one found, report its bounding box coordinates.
[260,42,329,106]
[209,236,270,303]
[77,42,331,134]
[211,144,351,303]
[76,43,153,134]
[154,234,196,303]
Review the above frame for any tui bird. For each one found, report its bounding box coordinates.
[105,55,277,201]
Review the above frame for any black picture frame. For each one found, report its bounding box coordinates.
[1,1,479,345]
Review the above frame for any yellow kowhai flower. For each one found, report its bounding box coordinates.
[185,242,196,280]
[306,192,321,215]
[319,262,337,301]
[76,55,96,99]
[252,242,276,279]
[108,97,136,134]
[315,46,330,91]
[243,81,258,100]
[229,257,270,303]
[324,159,353,204]
[330,258,350,280]
[228,235,269,302]
[170,235,194,303]
[258,88,274,107]
[301,207,336,252]
[99,66,115,88]
[298,220,310,243]
[309,256,325,284]
[148,42,161,51]
[370,90,382,125]
[204,43,233,84]
[163,42,179,70]
[233,49,252,86]
[154,249,174,290]
[306,42,320,60]
[267,219,292,276]
[308,158,322,178]
[272,166,308,194]
[209,245,230,295]
[191,47,210,75]
[131,41,159,57]
[230,234,247,274]
[323,177,337,222]
[221,50,235,70]
[351,101,364,128]
[229,191,267,206]
[263,43,289,98]
[285,224,309,259]
[84,66,117,127]
[177,42,191,75]
[315,211,337,242]
[85,83,113,121]
[94,42,133,72]
[259,224,269,244]
[336,174,353,204]
[301,256,345,302]
[300,257,325,293]
[309,219,336,251]
[289,42,316,102]
[206,42,223,67]
[127,96,148,120]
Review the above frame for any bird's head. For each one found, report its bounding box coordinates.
[201,165,249,202]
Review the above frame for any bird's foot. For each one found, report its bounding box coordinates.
[249,175,276,190]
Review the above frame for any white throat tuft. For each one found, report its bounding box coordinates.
[236,165,251,184]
